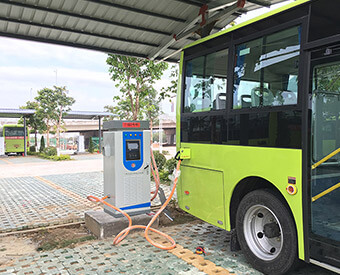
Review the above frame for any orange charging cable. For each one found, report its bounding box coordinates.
[87,158,182,250]
[150,149,160,201]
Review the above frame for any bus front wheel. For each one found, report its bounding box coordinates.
[236,189,298,275]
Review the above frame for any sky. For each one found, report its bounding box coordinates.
[0,0,292,117]
[0,37,174,114]
[0,38,115,111]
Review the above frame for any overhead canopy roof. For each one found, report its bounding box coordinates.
[0,108,114,119]
[0,0,289,62]
[64,111,115,120]
[0,108,35,118]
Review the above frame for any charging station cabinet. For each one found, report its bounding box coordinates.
[102,121,151,217]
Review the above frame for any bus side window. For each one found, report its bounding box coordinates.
[184,49,228,113]
[233,26,300,109]
[206,50,228,111]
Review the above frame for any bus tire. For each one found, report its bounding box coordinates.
[236,189,298,275]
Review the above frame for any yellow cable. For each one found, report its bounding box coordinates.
[312,182,340,202]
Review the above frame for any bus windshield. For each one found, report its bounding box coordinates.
[4,127,25,137]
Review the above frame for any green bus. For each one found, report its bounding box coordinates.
[0,124,29,155]
[176,0,340,273]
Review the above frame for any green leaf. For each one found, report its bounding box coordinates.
[105,54,174,122]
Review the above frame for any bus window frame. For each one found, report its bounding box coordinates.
[181,17,307,117]
[229,20,306,115]
[182,42,231,117]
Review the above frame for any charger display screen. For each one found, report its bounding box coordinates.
[126,140,141,160]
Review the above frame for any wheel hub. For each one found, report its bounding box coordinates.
[243,205,283,261]
[263,222,281,238]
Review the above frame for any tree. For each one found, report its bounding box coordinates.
[20,101,47,147]
[105,55,168,121]
[35,86,75,150]
[40,136,45,153]
[143,87,161,136]
[160,65,178,100]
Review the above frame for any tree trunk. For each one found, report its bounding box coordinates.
[149,119,153,145]
[34,131,37,146]
[56,127,60,149]
[46,129,50,147]
[56,127,60,156]
[46,119,50,147]
[56,111,62,156]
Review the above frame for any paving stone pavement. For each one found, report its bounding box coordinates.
[0,158,333,274]
[0,160,8,165]
[0,175,100,232]
[42,172,104,200]
[0,223,333,275]
[0,156,50,165]
[42,172,171,207]
[0,171,171,232]
[71,154,102,161]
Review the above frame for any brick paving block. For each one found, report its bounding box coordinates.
[58,253,82,262]
[53,248,73,256]
[169,245,192,259]
[171,262,193,273]
[40,261,64,271]
[72,244,93,253]
[16,263,40,271]
[67,265,88,274]
[173,249,194,259]
[188,257,215,271]
[0,267,16,274]
[36,255,57,265]
[207,266,235,275]
[16,267,42,275]
[181,254,204,265]
[178,269,206,275]
[16,257,37,266]
[61,258,86,268]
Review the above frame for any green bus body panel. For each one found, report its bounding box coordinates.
[5,139,25,153]
[183,0,311,50]
[180,166,225,228]
[1,125,29,153]
[177,143,304,260]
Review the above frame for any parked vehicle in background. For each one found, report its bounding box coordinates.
[0,124,29,155]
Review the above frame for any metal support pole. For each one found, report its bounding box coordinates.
[159,117,163,153]
[23,117,27,157]
[99,116,102,153]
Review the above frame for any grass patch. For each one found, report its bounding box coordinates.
[37,235,96,251]
[27,151,39,156]
[33,153,72,161]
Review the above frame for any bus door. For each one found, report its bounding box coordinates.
[310,45,340,268]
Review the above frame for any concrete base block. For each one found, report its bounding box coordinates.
[85,210,159,239]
